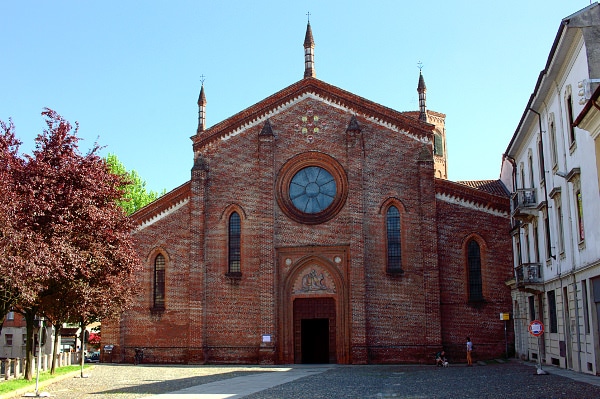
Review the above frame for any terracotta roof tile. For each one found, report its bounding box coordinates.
[456,180,510,197]
[436,178,510,214]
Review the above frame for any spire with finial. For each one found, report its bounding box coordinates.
[417,62,427,122]
[303,13,316,78]
[197,77,207,133]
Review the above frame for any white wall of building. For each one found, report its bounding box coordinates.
[505,3,600,375]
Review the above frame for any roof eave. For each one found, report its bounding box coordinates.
[191,78,434,150]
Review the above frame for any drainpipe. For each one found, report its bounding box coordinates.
[553,98,583,372]
[503,153,523,358]
[528,108,555,260]
[528,107,551,367]
[503,154,519,278]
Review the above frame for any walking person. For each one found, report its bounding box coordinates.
[466,337,473,366]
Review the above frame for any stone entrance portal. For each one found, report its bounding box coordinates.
[294,297,336,363]
[278,247,350,364]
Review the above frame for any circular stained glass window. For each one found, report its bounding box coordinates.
[276,152,347,224]
[289,166,337,213]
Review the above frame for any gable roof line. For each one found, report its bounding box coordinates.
[212,91,432,147]
[435,178,510,215]
[192,77,434,149]
[130,181,191,227]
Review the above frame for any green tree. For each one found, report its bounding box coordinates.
[105,153,165,215]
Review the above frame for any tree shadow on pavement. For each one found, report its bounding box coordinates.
[95,370,265,396]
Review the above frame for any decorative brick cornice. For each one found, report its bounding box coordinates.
[130,181,191,228]
[192,78,434,150]
[435,178,510,216]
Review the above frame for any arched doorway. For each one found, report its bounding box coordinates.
[294,297,336,363]
[278,249,350,364]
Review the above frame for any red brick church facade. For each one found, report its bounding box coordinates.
[102,23,514,365]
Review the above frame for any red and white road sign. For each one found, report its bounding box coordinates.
[528,320,544,336]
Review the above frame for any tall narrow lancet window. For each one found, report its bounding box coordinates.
[228,212,241,273]
[434,134,444,156]
[467,240,483,301]
[386,206,402,273]
[154,254,166,309]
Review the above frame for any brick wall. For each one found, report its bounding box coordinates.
[103,83,514,365]
[436,196,514,362]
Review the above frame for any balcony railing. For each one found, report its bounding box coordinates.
[511,188,537,220]
[515,263,543,291]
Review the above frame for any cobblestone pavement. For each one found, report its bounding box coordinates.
[3,360,600,399]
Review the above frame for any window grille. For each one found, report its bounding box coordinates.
[386,206,402,273]
[467,240,483,301]
[228,212,241,273]
[154,254,165,309]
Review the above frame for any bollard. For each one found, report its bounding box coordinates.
[3,359,10,380]
[14,358,20,378]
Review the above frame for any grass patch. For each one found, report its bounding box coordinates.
[0,365,90,395]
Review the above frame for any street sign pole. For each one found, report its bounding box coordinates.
[528,320,545,374]
[504,319,508,357]
[537,336,543,372]
[24,317,49,397]
[500,313,510,358]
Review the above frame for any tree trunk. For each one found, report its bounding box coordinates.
[23,308,36,380]
[79,318,86,377]
[51,321,61,374]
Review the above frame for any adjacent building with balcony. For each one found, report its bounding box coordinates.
[502,3,600,375]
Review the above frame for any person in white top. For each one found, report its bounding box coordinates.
[466,337,473,366]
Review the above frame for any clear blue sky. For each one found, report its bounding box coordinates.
[1,1,593,193]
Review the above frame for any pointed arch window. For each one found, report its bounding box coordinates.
[434,133,444,156]
[153,254,165,309]
[228,212,241,273]
[467,240,483,302]
[386,206,402,273]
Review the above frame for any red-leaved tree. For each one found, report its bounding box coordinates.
[0,120,51,337]
[2,109,140,379]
